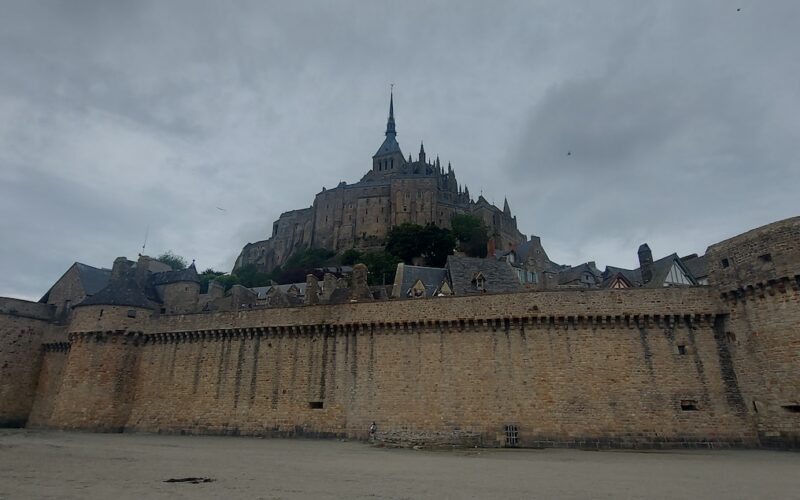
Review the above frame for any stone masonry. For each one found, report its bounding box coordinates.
[1,215,798,448]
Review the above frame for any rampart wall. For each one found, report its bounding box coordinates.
[0,298,54,426]
[707,216,800,447]
[35,287,760,447]
[3,217,797,449]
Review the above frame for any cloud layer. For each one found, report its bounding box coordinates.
[1,1,798,299]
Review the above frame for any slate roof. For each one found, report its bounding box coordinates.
[602,253,697,288]
[78,276,154,309]
[682,254,708,279]
[602,266,642,288]
[643,253,696,288]
[557,263,598,286]
[39,262,111,303]
[250,283,307,300]
[149,263,199,286]
[396,265,448,298]
[446,255,523,295]
[374,135,402,157]
[75,263,112,295]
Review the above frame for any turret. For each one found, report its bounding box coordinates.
[419,142,426,164]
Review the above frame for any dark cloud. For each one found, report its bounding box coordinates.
[1,1,798,299]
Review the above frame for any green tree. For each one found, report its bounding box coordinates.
[235,264,271,288]
[271,247,336,284]
[451,214,489,258]
[422,224,456,267]
[340,249,362,266]
[156,251,188,270]
[198,268,225,293]
[385,223,455,267]
[361,251,403,286]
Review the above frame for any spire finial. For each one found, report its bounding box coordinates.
[385,85,396,137]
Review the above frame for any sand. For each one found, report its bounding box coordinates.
[0,429,797,499]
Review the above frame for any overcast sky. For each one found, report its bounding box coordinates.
[2,1,798,300]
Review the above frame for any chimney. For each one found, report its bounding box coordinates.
[638,244,654,284]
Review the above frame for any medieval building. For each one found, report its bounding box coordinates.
[235,93,526,273]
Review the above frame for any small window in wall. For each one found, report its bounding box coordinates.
[680,400,699,411]
[99,309,104,318]
[504,425,519,447]
[758,253,772,263]
[309,401,324,409]
[127,309,137,318]
[677,345,687,355]
[782,405,800,413]
[160,307,166,314]
[721,258,730,268]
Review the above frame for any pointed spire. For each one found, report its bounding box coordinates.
[448,161,452,174]
[503,197,511,216]
[419,142,426,163]
[435,156,440,168]
[385,89,397,137]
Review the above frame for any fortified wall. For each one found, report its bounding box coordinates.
[1,217,798,448]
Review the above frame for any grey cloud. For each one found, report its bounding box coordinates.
[1,1,798,299]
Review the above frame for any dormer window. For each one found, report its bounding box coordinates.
[472,272,486,291]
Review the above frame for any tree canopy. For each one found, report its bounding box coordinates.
[385,223,456,267]
[156,251,188,270]
[451,214,489,258]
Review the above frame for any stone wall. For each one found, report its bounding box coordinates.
[27,343,69,428]
[707,217,800,447]
[48,331,141,432]
[35,286,761,447]
[121,312,753,447]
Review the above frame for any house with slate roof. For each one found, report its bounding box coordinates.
[392,255,522,298]
[600,244,698,289]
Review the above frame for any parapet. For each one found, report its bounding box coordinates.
[0,297,54,321]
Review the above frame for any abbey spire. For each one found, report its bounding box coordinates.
[385,90,396,137]
[372,89,405,173]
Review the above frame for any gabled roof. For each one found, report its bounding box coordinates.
[446,255,522,295]
[557,263,598,286]
[681,254,708,279]
[39,262,111,303]
[602,253,697,289]
[602,266,642,288]
[149,263,199,286]
[75,263,112,295]
[396,265,448,298]
[78,276,154,309]
[644,253,696,288]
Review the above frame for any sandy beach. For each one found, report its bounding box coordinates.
[0,429,797,499]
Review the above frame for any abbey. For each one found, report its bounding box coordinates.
[235,93,525,273]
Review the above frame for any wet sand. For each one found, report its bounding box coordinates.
[0,429,797,499]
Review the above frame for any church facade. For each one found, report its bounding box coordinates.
[235,94,525,273]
